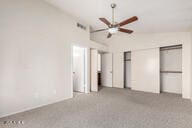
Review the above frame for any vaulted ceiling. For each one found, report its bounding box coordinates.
[45,0,192,33]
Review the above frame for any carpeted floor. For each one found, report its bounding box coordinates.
[1,87,192,128]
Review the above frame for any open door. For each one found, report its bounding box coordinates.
[101,53,113,87]
[91,49,98,92]
[73,46,85,92]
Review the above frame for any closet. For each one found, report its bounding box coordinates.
[160,45,182,94]
[124,52,131,88]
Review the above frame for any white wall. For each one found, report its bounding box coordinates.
[0,0,107,117]
[191,31,192,100]
[161,73,182,93]
[92,32,192,99]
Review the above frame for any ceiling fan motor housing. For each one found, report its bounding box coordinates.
[111,3,116,8]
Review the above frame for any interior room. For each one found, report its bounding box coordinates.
[0,0,192,128]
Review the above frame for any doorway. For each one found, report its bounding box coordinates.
[73,46,87,93]
[98,53,102,87]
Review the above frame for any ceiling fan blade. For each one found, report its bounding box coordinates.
[119,28,133,34]
[99,18,111,26]
[91,28,108,33]
[107,33,112,38]
[118,16,138,27]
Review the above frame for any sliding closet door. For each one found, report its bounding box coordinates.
[131,48,160,93]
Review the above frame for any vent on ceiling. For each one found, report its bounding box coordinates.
[77,23,87,31]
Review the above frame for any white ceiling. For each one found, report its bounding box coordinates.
[45,0,192,33]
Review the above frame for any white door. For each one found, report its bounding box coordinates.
[73,46,85,92]
[101,53,113,87]
[131,48,160,93]
[91,49,98,92]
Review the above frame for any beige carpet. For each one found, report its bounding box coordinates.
[1,87,192,128]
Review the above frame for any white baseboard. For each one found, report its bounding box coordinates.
[0,96,73,119]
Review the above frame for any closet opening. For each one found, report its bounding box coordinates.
[160,45,182,95]
[124,51,131,89]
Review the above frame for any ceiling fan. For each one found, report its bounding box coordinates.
[91,3,138,38]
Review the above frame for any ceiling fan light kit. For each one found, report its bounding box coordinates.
[108,27,119,34]
[91,3,138,38]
